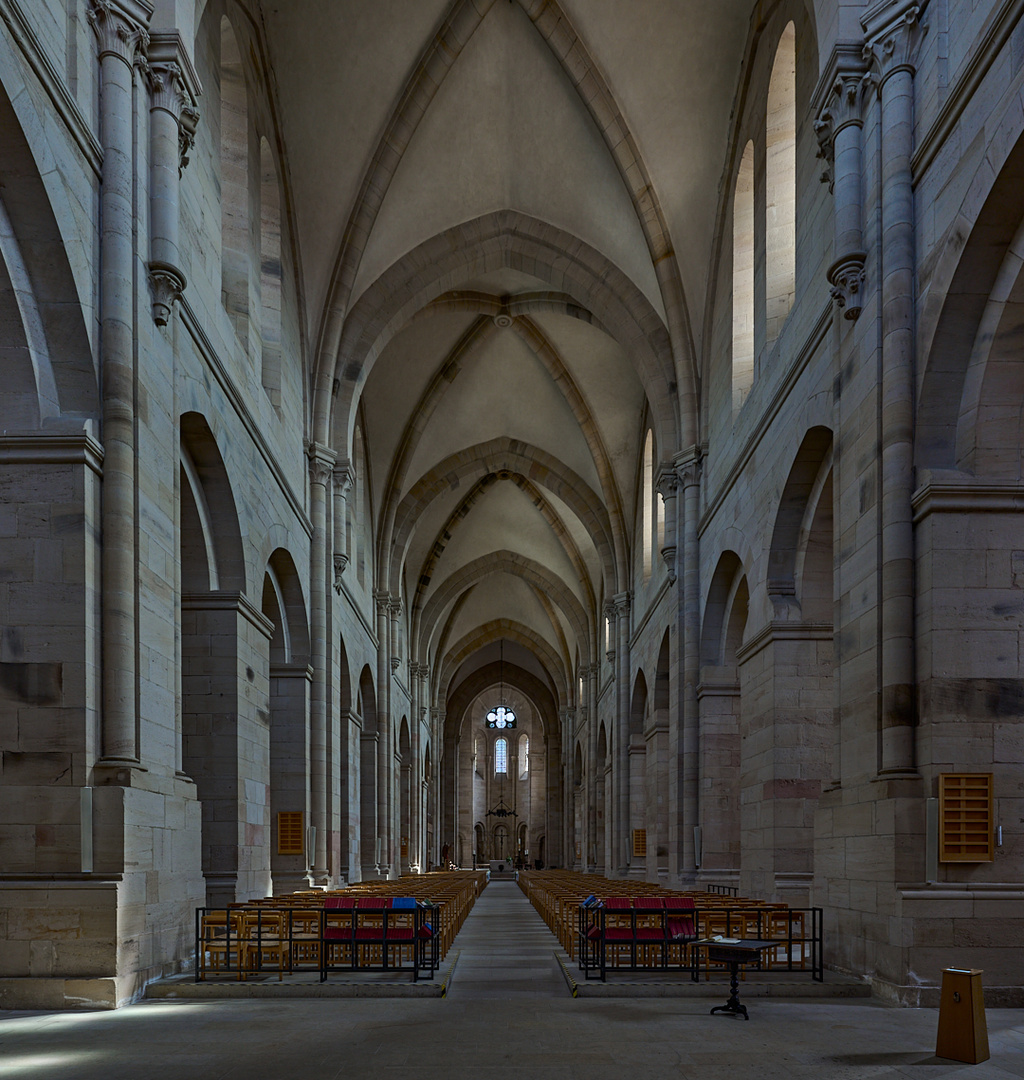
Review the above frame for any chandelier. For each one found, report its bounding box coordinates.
[485,640,516,728]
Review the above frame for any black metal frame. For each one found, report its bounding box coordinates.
[193,902,442,983]
[577,904,824,983]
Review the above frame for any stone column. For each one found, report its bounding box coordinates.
[89,0,150,770]
[677,450,702,880]
[332,462,352,592]
[656,467,679,584]
[308,444,335,885]
[864,3,924,775]
[815,54,868,319]
[373,590,392,876]
[145,32,200,325]
[613,591,631,876]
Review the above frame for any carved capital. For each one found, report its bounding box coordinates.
[660,545,678,583]
[89,0,150,66]
[655,465,679,502]
[673,447,703,489]
[333,553,349,592]
[390,655,402,673]
[828,253,868,319]
[863,4,926,90]
[148,261,186,325]
[389,598,403,619]
[612,591,632,618]
[333,461,354,498]
[373,589,391,619]
[814,73,866,191]
[308,444,336,487]
[147,32,202,171]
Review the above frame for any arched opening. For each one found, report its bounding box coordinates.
[399,716,411,872]
[629,670,648,877]
[259,135,282,410]
[358,665,378,878]
[263,550,311,896]
[699,552,748,886]
[733,140,755,412]
[766,21,796,344]
[220,15,250,350]
[651,630,671,880]
[179,414,254,907]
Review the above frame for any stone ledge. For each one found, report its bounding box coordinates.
[0,977,118,1010]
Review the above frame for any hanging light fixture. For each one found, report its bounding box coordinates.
[486,638,517,821]
[486,639,516,728]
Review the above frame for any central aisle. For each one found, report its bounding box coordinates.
[445,878,568,999]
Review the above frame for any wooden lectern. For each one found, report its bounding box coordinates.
[935,968,989,1064]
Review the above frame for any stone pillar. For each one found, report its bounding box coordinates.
[678,450,702,880]
[613,591,631,876]
[145,32,199,325]
[332,462,352,591]
[815,53,868,318]
[864,3,924,775]
[308,444,335,885]
[89,0,150,771]
[373,591,392,876]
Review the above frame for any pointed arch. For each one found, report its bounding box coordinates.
[733,140,755,413]
[220,13,250,344]
[766,21,796,344]
[260,135,283,409]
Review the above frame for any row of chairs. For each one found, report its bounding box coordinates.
[196,871,485,982]
[519,871,819,980]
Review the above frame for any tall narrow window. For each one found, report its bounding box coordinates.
[260,136,282,411]
[220,17,249,350]
[642,430,653,582]
[766,22,796,344]
[732,140,755,413]
[494,737,507,775]
[519,734,529,780]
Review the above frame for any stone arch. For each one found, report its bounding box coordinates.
[435,620,568,712]
[358,664,378,878]
[263,550,312,895]
[767,426,833,618]
[918,117,1024,468]
[179,413,246,592]
[393,437,618,595]
[0,80,96,423]
[701,551,749,667]
[410,472,597,623]
[321,211,679,462]
[418,550,591,669]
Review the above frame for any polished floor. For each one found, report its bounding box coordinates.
[1,881,1022,1080]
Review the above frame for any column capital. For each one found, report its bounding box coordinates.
[814,70,868,190]
[655,464,679,500]
[612,591,632,617]
[673,446,703,489]
[373,589,392,618]
[308,443,336,487]
[332,460,354,497]
[148,263,187,326]
[862,2,927,90]
[89,0,151,67]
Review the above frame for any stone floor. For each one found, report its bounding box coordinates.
[1,881,1022,1079]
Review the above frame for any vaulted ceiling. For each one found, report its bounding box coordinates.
[259,0,755,722]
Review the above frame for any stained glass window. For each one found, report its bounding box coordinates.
[494,737,507,774]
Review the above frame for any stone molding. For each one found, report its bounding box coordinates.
[0,433,104,475]
[734,620,834,665]
[180,590,275,639]
[269,663,313,681]
[827,254,868,319]
[912,0,1024,182]
[912,479,1024,520]
[0,0,103,175]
